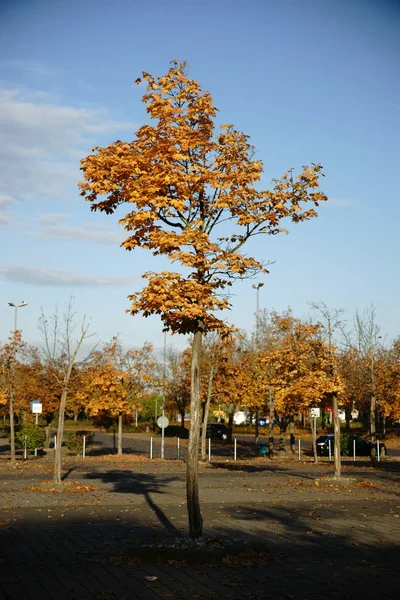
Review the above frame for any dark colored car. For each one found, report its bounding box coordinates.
[316,434,387,457]
[206,423,229,440]
[162,425,189,438]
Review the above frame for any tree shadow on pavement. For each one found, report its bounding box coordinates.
[208,503,400,599]
[0,505,398,600]
[209,461,317,480]
[84,470,182,536]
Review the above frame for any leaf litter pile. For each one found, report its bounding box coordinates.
[28,480,98,493]
[108,536,279,567]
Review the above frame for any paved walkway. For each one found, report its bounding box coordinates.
[0,456,399,599]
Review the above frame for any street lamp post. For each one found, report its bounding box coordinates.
[252,283,264,448]
[6,301,28,464]
[7,301,28,332]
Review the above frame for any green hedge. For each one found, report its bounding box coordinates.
[14,424,45,450]
[65,430,94,455]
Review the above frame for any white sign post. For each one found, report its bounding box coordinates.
[30,400,42,426]
[157,416,169,460]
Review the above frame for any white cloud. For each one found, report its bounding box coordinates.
[0,195,13,206]
[0,194,13,225]
[0,87,133,203]
[36,213,70,225]
[0,214,11,225]
[0,263,135,287]
[35,223,123,245]
[32,213,123,244]
[1,60,59,77]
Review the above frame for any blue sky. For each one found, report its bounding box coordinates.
[0,0,399,353]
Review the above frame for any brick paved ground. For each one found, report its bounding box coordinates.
[0,452,399,599]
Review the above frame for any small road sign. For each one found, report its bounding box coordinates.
[157,416,169,429]
[310,407,320,418]
[30,401,42,414]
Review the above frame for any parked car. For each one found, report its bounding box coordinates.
[316,434,387,457]
[206,423,229,440]
[161,425,189,438]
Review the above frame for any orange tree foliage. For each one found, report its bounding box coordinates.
[77,340,128,419]
[268,315,343,415]
[79,60,327,335]
[238,312,343,417]
[375,339,400,421]
[164,347,191,425]
[211,334,251,412]
[77,339,155,420]
[0,335,45,416]
[120,341,155,412]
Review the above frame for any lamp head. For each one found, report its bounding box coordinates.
[7,301,28,308]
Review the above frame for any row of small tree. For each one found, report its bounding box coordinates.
[2,303,399,472]
[163,305,400,447]
[0,302,157,483]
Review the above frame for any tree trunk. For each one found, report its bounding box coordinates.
[118,413,123,455]
[320,400,326,430]
[186,330,203,539]
[227,407,234,443]
[278,425,285,455]
[345,406,351,433]
[289,416,295,453]
[370,361,377,460]
[332,393,341,479]
[44,424,51,449]
[9,382,16,464]
[254,408,259,448]
[180,408,185,428]
[200,366,215,461]
[268,388,274,458]
[312,417,318,463]
[54,384,68,485]
[73,412,78,421]
[370,393,377,459]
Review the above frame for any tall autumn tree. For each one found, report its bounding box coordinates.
[0,332,25,463]
[376,338,400,423]
[311,303,344,478]
[39,301,92,484]
[341,307,384,459]
[164,347,191,427]
[80,339,128,454]
[79,60,328,538]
